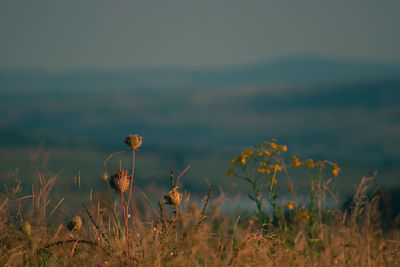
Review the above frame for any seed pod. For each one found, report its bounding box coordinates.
[21,221,32,236]
[67,216,82,232]
[109,170,132,193]
[124,134,143,151]
[164,187,182,206]
[102,171,109,181]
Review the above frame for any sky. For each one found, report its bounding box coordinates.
[0,0,399,70]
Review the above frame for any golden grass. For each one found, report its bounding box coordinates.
[0,138,399,266]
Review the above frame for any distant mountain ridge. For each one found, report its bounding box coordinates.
[1,56,400,91]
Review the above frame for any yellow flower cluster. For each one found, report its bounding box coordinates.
[316,160,325,168]
[291,156,338,176]
[257,163,282,174]
[231,147,254,165]
[305,159,315,168]
[294,207,311,221]
[267,141,287,153]
[228,140,287,177]
[228,139,340,181]
[290,156,302,167]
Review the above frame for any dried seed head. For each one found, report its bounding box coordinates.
[102,171,109,181]
[125,134,143,151]
[109,170,132,193]
[164,187,182,206]
[21,221,32,236]
[67,216,82,232]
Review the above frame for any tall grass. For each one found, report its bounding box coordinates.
[0,136,399,266]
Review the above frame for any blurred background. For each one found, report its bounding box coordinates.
[1,0,399,203]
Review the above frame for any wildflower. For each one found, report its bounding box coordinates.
[240,157,246,164]
[226,167,235,177]
[316,160,325,168]
[257,167,271,174]
[21,222,32,236]
[271,177,277,184]
[164,186,182,206]
[332,163,340,177]
[270,164,282,172]
[291,156,302,167]
[278,145,287,151]
[124,134,143,151]
[263,149,271,156]
[109,170,132,193]
[305,159,315,168]
[294,207,311,221]
[284,201,295,210]
[269,142,278,150]
[67,216,82,232]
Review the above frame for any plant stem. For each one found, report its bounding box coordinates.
[121,191,129,264]
[127,150,135,208]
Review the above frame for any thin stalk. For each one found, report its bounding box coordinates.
[127,150,135,207]
[121,191,129,264]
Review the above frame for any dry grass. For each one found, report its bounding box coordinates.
[0,139,399,266]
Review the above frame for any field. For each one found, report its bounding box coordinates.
[1,136,400,266]
[1,57,400,265]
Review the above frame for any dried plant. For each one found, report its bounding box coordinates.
[109,170,132,194]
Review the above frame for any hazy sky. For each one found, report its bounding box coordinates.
[1,0,399,70]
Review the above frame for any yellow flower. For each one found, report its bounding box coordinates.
[271,177,277,184]
[240,157,246,164]
[332,163,340,177]
[269,142,278,150]
[257,167,271,174]
[285,201,295,210]
[291,156,302,167]
[270,164,282,172]
[305,159,315,168]
[279,145,287,151]
[316,160,325,168]
[263,149,271,156]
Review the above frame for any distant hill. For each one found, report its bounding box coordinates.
[1,56,400,193]
[1,56,399,91]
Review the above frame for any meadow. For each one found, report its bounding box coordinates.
[1,57,400,265]
[1,135,399,266]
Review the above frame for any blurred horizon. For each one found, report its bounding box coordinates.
[1,1,400,201]
[1,55,400,198]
